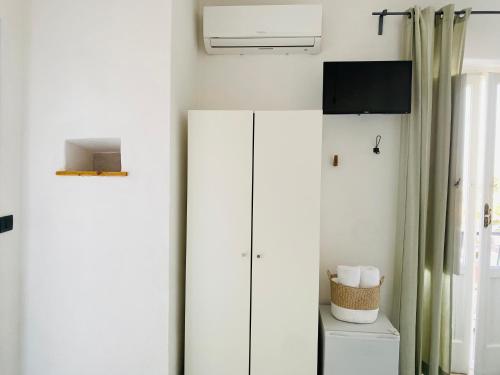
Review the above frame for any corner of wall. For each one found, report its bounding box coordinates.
[169,0,200,374]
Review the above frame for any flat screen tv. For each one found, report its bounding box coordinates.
[323,61,412,115]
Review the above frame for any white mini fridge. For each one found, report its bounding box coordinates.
[319,305,400,375]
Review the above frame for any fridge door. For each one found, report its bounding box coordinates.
[319,306,399,375]
[323,333,399,375]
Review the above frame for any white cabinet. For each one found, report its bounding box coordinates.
[185,110,322,375]
[185,111,253,375]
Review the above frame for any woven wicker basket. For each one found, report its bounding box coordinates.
[327,270,384,311]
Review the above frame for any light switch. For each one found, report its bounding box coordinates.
[0,215,13,233]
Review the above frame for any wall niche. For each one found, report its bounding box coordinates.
[56,138,127,176]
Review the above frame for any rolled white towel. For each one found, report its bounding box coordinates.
[360,266,380,288]
[337,265,361,288]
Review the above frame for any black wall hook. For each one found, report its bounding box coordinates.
[373,135,382,154]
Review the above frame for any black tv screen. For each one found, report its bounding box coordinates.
[323,61,412,114]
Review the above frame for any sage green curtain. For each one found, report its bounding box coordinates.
[392,5,471,375]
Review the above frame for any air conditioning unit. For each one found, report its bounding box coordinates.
[203,5,323,55]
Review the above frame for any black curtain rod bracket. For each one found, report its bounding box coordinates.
[377,9,387,35]
[375,9,412,35]
[373,9,500,35]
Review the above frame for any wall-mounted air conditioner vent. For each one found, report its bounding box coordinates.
[203,5,323,55]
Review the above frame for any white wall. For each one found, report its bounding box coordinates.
[194,0,500,315]
[15,0,492,373]
[0,0,28,375]
[23,1,172,374]
[169,0,199,374]
[0,1,28,374]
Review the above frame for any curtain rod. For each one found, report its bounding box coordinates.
[372,9,500,35]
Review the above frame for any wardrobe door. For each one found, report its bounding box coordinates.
[251,111,322,375]
[185,111,254,375]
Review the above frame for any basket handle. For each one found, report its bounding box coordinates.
[327,270,339,280]
[327,270,333,281]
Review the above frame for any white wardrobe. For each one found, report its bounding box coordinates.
[185,110,322,375]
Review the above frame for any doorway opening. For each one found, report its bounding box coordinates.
[451,73,500,375]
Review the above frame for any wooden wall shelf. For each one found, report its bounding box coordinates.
[56,171,128,177]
